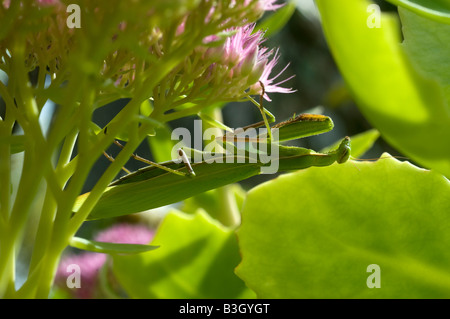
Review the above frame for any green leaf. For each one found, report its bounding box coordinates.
[236,155,450,298]
[198,111,234,133]
[69,237,159,255]
[104,115,163,141]
[78,158,261,220]
[147,124,178,162]
[256,1,296,37]
[182,184,247,219]
[112,210,256,298]
[321,129,380,159]
[399,7,450,103]
[315,0,450,178]
[180,184,246,227]
[139,99,154,117]
[385,0,450,24]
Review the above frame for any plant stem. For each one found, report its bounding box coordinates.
[216,186,241,228]
[0,51,56,296]
[10,19,215,298]
[0,124,17,298]
[0,126,13,224]
[0,232,15,298]
[27,189,58,273]
[201,107,241,228]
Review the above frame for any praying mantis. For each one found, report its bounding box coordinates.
[74,109,351,220]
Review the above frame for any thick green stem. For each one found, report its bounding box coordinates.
[0,84,54,298]
[8,13,220,298]
[31,123,152,298]
[0,84,16,298]
[2,41,84,297]
[68,123,151,235]
[0,126,12,224]
[27,189,58,273]
[31,88,95,298]
[0,154,39,292]
[0,125,16,298]
[0,230,15,298]
[216,186,241,228]
[30,85,156,298]
[33,239,67,298]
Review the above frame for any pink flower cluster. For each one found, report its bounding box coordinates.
[2,0,294,109]
[173,1,294,102]
[206,23,294,101]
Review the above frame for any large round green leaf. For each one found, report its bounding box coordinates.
[236,156,450,298]
[315,0,450,178]
[399,8,450,103]
[112,210,255,298]
[385,0,450,24]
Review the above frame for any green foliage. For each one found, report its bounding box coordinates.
[236,156,450,298]
[69,237,159,255]
[182,185,247,219]
[78,159,260,220]
[400,8,450,103]
[112,211,255,298]
[385,0,450,24]
[147,125,178,162]
[315,0,450,178]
